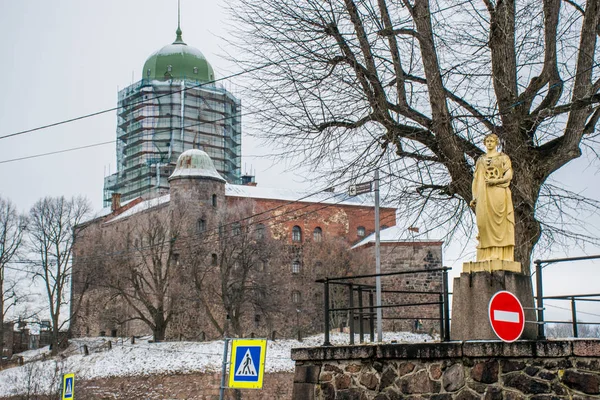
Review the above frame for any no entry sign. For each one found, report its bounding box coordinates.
[488,291,525,342]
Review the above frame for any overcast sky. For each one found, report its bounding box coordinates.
[1,0,599,325]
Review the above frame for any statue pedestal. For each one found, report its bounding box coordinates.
[451,271,537,341]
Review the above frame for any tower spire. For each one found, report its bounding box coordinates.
[174,0,186,44]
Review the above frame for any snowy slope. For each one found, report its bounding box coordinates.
[0,332,434,397]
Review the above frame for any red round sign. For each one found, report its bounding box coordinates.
[488,291,525,342]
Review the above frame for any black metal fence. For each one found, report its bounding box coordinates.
[317,267,451,346]
[534,254,600,339]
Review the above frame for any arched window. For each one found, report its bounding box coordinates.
[211,254,218,266]
[292,260,301,274]
[292,226,302,242]
[256,224,266,240]
[233,222,242,236]
[198,219,206,233]
[258,260,267,272]
[357,226,366,237]
[292,291,301,304]
[313,227,323,242]
[212,194,217,207]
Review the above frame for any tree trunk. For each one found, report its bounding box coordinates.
[153,314,167,341]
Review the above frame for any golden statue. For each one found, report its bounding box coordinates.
[468,134,517,267]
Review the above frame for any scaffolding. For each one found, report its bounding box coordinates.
[103,78,242,206]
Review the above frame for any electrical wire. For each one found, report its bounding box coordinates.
[0,63,272,141]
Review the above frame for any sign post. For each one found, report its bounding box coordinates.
[488,291,525,342]
[228,339,267,389]
[62,373,75,400]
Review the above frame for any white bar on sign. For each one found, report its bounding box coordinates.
[494,310,520,323]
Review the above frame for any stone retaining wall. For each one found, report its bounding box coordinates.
[291,340,600,399]
[2,372,294,400]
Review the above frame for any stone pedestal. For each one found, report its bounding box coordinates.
[451,271,537,341]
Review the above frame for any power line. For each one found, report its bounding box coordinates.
[0,63,272,141]
[0,141,116,165]
[0,104,279,165]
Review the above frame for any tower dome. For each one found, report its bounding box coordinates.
[142,27,214,82]
[169,149,226,182]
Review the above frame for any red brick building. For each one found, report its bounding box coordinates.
[71,149,442,340]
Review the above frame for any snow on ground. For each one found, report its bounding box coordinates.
[0,331,434,397]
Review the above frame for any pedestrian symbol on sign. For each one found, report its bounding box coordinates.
[62,373,75,400]
[235,349,258,376]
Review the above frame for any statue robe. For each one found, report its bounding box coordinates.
[472,153,515,261]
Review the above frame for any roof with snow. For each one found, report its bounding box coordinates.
[108,195,171,223]
[352,225,442,249]
[225,184,395,208]
[169,149,226,182]
[98,183,395,224]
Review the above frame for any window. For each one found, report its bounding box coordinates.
[258,260,267,272]
[357,226,366,237]
[193,67,199,74]
[256,224,266,240]
[292,291,301,304]
[292,260,301,274]
[198,219,206,233]
[212,194,217,207]
[315,261,322,270]
[292,226,302,242]
[211,254,218,266]
[233,222,242,236]
[313,227,323,242]
[167,65,173,72]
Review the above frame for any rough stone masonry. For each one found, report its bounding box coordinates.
[291,339,600,399]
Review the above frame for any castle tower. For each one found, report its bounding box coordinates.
[168,149,226,236]
[103,22,241,206]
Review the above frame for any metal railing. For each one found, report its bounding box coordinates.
[317,267,451,346]
[534,254,600,339]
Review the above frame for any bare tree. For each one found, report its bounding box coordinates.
[302,237,370,330]
[0,196,27,357]
[28,196,91,354]
[546,321,600,338]
[229,0,600,269]
[105,209,182,341]
[187,200,282,338]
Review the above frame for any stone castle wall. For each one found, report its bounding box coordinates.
[291,340,600,399]
[357,241,445,334]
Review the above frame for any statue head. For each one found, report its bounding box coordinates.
[483,134,499,151]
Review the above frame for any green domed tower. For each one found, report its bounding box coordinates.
[142,27,215,82]
[103,24,241,206]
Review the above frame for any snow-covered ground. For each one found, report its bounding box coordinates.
[0,331,434,397]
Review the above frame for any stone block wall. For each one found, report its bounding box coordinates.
[291,340,600,399]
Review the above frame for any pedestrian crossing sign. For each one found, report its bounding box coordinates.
[62,373,74,399]
[228,339,267,389]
